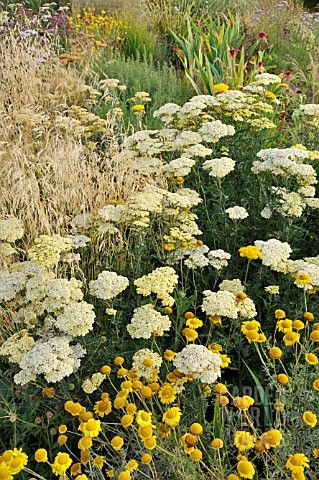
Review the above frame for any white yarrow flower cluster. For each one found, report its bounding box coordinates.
[127,304,171,339]
[225,206,249,220]
[203,157,236,179]
[89,271,129,300]
[202,290,257,319]
[134,267,178,306]
[163,157,195,178]
[201,290,239,318]
[173,344,222,384]
[55,301,96,337]
[0,217,24,243]
[219,278,245,293]
[82,372,106,394]
[14,336,86,385]
[0,329,35,364]
[254,239,292,267]
[207,249,231,270]
[198,120,235,143]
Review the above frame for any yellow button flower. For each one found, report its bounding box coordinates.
[303,411,317,428]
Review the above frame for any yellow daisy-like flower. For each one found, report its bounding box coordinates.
[51,452,72,476]
[132,104,145,112]
[234,431,255,452]
[164,349,176,361]
[312,448,319,458]
[269,346,283,359]
[306,352,319,365]
[190,448,202,461]
[215,383,227,394]
[234,396,254,411]
[100,364,112,374]
[219,353,231,368]
[239,245,262,261]
[209,315,222,325]
[283,331,300,346]
[295,273,313,285]
[275,309,286,319]
[162,407,181,427]
[93,456,105,469]
[126,459,138,473]
[158,383,177,404]
[241,320,260,335]
[277,373,289,385]
[35,448,48,463]
[276,319,292,333]
[285,453,309,473]
[118,471,131,480]
[94,399,112,418]
[78,419,101,438]
[212,83,229,93]
[260,429,282,449]
[312,378,319,391]
[186,317,203,329]
[136,410,152,426]
[236,456,255,479]
[2,448,28,474]
[304,311,314,322]
[138,425,154,440]
[121,414,134,429]
[190,423,203,435]
[111,435,124,451]
[211,438,224,449]
[182,327,198,342]
[78,436,92,450]
[143,436,157,450]
[264,91,277,101]
[141,453,152,464]
[303,411,317,428]
[208,343,223,353]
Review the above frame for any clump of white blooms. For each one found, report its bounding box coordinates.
[134,267,178,306]
[0,270,28,301]
[294,103,319,127]
[184,245,210,269]
[219,278,245,293]
[0,217,24,243]
[169,246,231,271]
[202,289,256,319]
[55,301,96,337]
[198,120,235,143]
[173,344,222,384]
[254,239,292,268]
[14,336,86,385]
[201,290,239,318]
[0,330,34,364]
[225,206,249,220]
[28,235,73,268]
[132,348,162,381]
[40,277,83,314]
[251,72,282,86]
[127,304,171,339]
[203,157,236,179]
[207,250,231,270]
[163,157,195,178]
[82,372,106,394]
[89,271,129,300]
[252,146,319,218]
